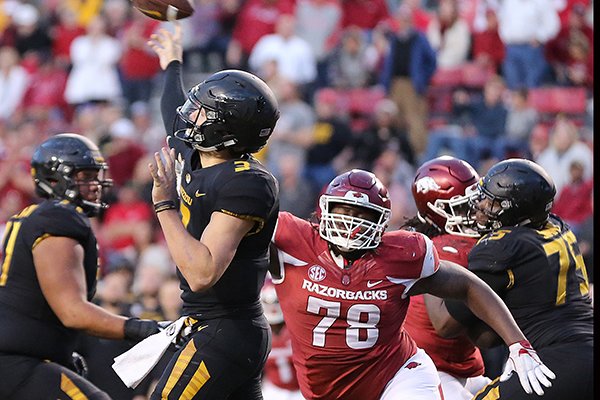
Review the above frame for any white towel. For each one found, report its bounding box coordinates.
[112,316,189,388]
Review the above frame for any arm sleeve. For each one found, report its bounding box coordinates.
[160,60,187,135]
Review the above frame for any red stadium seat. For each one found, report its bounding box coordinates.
[528,87,587,125]
[430,67,463,87]
[528,87,587,114]
[460,63,495,89]
[347,87,386,115]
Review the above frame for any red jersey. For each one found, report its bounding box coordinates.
[263,325,300,391]
[403,234,485,378]
[272,212,439,400]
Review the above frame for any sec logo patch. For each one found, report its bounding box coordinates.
[308,265,326,282]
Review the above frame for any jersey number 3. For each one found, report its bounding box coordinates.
[307,296,381,349]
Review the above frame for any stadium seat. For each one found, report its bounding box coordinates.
[430,67,463,88]
[528,87,587,125]
[528,87,587,114]
[347,87,386,115]
[460,62,495,89]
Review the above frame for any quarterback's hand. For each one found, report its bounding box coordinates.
[149,147,177,204]
[124,318,160,342]
[148,22,183,70]
[500,340,556,395]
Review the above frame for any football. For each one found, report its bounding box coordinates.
[131,0,194,21]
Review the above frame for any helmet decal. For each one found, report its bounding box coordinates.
[412,156,479,237]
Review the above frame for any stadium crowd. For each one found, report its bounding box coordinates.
[0,0,594,399]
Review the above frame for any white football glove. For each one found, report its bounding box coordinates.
[500,340,556,396]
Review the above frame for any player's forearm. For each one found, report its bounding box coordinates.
[423,294,465,338]
[59,301,128,339]
[156,209,220,291]
[464,278,526,345]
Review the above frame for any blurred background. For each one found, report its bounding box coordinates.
[0,0,593,398]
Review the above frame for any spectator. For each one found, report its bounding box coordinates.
[349,98,415,170]
[249,13,317,94]
[548,28,593,89]
[500,87,539,158]
[227,0,295,69]
[471,8,505,74]
[327,26,375,89]
[303,88,353,194]
[340,0,390,31]
[157,274,183,322]
[294,0,342,89]
[546,3,593,83]
[426,0,471,69]
[497,0,560,89]
[371,147,417,228]
[20,52,69,122]
[64,15,122,108]
[96,253,136,315]
[423,74,508,168]
[380,4,437,156]
[118,9,161,108]
[0,124,36,229]
[180,0,230,73]
[102,0,130,38]
[130,261,170,321]
[454,74,508,166]
[551,160,593,235]
[0,45,29,122]
[50,5,86,69]
[264,78,315,180]
[277,152,317,219]
[102,105,148,188]
[535,115,593,194]
[11,2,52,58]
[401,0,432,32]
[61,0,104,27]
[556,0,591,29]
[130,101,166,153]
[99,180,154,259]
[528,123,550,160]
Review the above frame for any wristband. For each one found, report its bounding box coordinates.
[153,200,177,213]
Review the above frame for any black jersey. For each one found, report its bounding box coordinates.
[161,61,279,319]
[447,215,593,349]
[0,200,98,365]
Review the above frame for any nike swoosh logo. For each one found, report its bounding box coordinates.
[195,191,206,197]
[367,280,383,288]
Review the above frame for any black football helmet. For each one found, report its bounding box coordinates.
[31,133,112,216]
[466,158,556,232]
[174,69,280,153]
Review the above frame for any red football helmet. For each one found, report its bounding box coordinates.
[412,156,479,237]
[319,169,391,250]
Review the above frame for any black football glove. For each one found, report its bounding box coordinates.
[124,317,160,342]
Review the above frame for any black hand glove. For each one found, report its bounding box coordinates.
[70,352,88,378]
[124,317,160,342]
